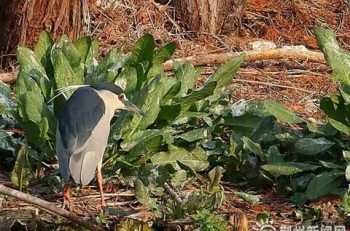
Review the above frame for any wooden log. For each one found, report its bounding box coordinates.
[172,0,236,34]
[0,47,326,84]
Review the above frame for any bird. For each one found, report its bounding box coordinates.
[55,83,142,209]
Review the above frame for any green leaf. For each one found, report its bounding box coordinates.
[315,27,350,85]
[11,145,33,190]
[343,151,350,163]
[115,66,138,94]
[294,138,334,155]
[151,145,209,172]
[51,46,84,95]
[305,170,344,200]
[148,42,176,78]
[175,63,199,97]
[171,170,188,188]
[129,34,155,65]
[16,71,54,144]
[242,136,264,160]
[262,100,304,124]
[262,163,320,177]
[73,36,98,65]
[208,54,245,102]
[176,81,217,107]
[17,47,51,98]
[34,31,53,73]
[329,118,350,135]
[178,128,209,143]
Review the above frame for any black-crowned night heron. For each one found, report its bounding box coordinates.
[56,83,142,208]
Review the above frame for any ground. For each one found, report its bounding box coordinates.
[1,0,350,230]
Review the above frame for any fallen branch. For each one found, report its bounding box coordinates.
[0,184,104,231]
[163,47,325,71]
[0,47,326,84]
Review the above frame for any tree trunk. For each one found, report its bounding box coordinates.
[172,0,237,34]
[0,0,88,68]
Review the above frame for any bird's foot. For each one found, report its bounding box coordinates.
[62,197,72,211]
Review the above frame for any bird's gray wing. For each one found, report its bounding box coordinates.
[56,87,105,183]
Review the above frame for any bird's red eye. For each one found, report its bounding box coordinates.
[118,94,125,101]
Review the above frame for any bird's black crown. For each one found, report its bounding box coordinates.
[92,83,124,95]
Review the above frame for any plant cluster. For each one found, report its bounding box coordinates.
[0,26,350,228]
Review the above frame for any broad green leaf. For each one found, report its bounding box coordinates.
[115,66,138,94]
[175,63,199,97]
[262,100,304,124]
[0,130,20,154]
[346,165,350,182]
[262,163,320,177]
[34,31,53,73]
[148,42,176,78]
[175,81,217,107]
[305,170,344,200]
[315,27,350,85]
[128,34,155,65]
[242,136,264,159]
[158,104,182,123]
[208,54,245,102]
[178,128,209,143]
[171,170,188,188]
[11,145,33,190]
[294,138,334,155]
[151,145,209,172]
[328,118,350,135]
[121,129,164,151]
[73,36,98,65]
[0,80,15,114]
[51,47,84,95]
[17,47,51,98]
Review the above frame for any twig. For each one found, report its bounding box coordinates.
[0,184,104,231]
[232,79,316,94]
[164,182,183,204]
[163,47,325,71]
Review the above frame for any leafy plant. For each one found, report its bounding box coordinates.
[193,209,228,231]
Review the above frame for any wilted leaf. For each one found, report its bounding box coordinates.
[233,191,260,205]
[171,170,188,188]
[11,145,33,190]
[116,219,153,231]
[208,166,224,192]
[294,138,334,155]
[135,179,160,216]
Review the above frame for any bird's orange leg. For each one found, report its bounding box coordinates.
[96,163,106,208]
[63,184,72,210]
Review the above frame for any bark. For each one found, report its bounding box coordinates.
[172,0,237,34]
[0,0,87,68]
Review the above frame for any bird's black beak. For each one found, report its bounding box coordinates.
[124,101,144,115]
